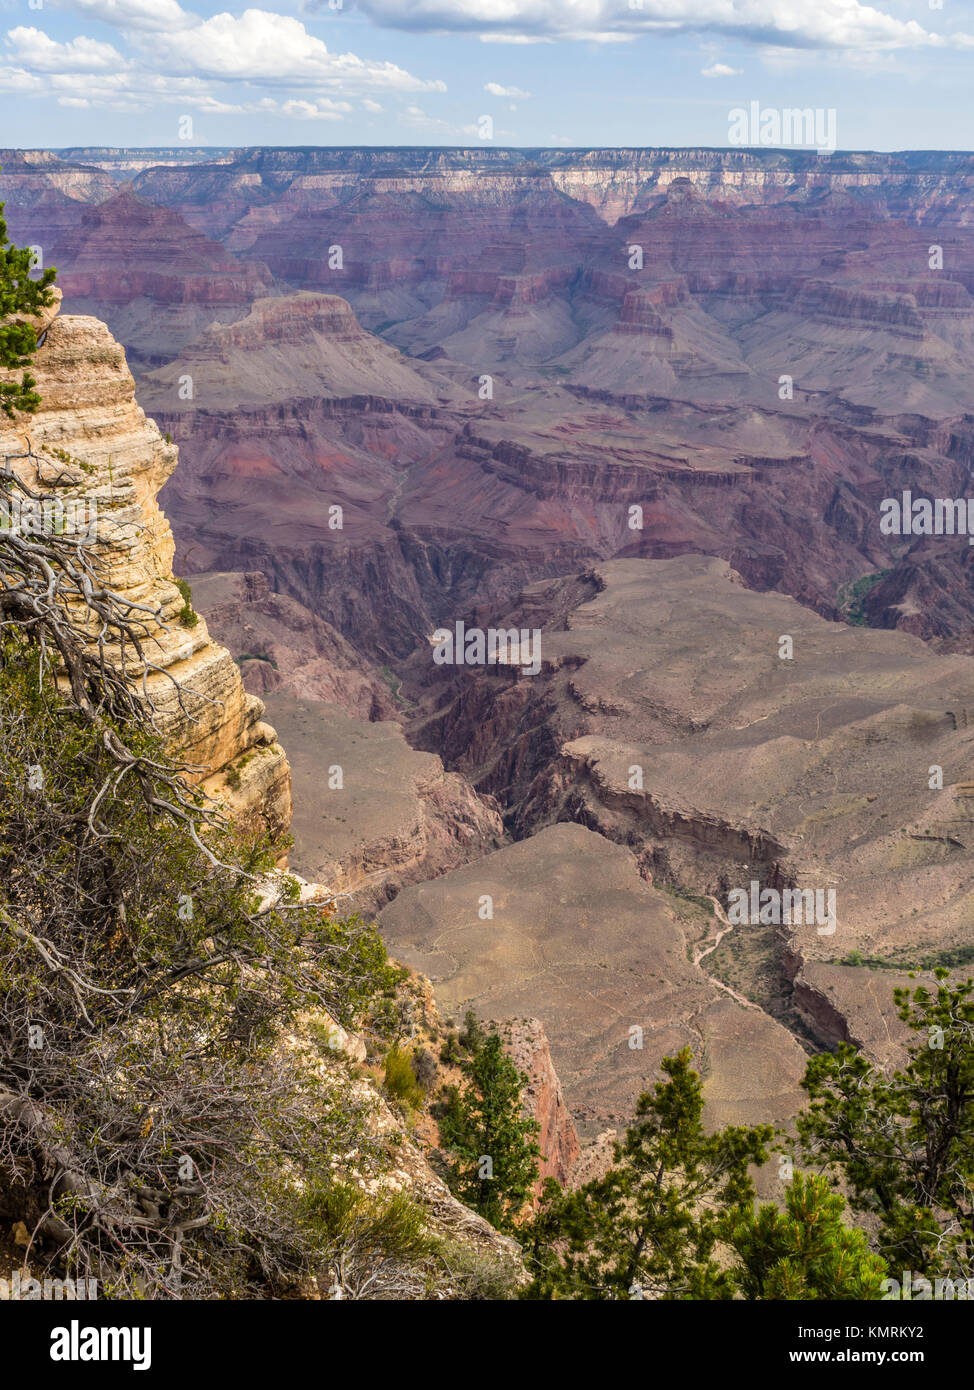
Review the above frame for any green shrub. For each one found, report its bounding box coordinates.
[0,188,57,418]
[383,1045,425,1110]
[175,576,199,628]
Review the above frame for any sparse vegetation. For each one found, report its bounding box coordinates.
[383,1044,425,1111]
[837,569,891,626]
[799,972,974,1281]
[224,751,256,791]
[175,576,199,628]
[0,184,57,419]
[44,445,94,475]
[381,664,410,707]
[834,943,974,972]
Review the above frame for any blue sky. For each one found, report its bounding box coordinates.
[1,0,973,151]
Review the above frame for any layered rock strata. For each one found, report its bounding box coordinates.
[0,305,291,841]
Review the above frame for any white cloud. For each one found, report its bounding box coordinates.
[356,0,971,52]
[5,4,448,116]
[6,26,125,73]
[147,9,446,92]
[0,59,348,118]
[280,97,347,119]
[701,62,742,76]
[479,34,552,44]
[362,97,383,111]
[400,104,452,129]
[0,64,134,102]
[484,80,532,97]
[55,0,196,31]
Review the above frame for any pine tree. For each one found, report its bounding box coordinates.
[798,971,974,1281]
[725,1171,888,1299]
[0,178,57,419]
[522,1050,887,1300]
[523,1048,771,1299]
[439,1026,540,1231]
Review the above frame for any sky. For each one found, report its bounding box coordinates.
[1,0,973,152]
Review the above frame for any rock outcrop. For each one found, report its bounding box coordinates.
[141,292,464,409]
[499,1017,581,1188]
[265,692,505,915]
[0,304,292,843]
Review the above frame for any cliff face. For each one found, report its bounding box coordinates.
[189,569,400,718]
[117,146,974,232]
[0,304,292,844]
[500,1018,581,1189]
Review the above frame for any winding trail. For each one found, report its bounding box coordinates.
[692,895,760,1012]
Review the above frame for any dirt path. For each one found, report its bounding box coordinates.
[692,895,760,1012]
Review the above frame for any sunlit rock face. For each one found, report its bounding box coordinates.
[0,305,291,845]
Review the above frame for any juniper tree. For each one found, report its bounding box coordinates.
[522,1050,886,1300]
[725,1171,888,1299]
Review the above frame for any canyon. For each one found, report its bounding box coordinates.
[5,144,974,1182]
[0,295,527,1275]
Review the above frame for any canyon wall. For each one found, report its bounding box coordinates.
[9,146,974,654]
